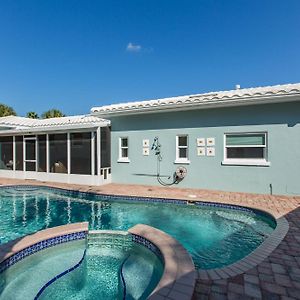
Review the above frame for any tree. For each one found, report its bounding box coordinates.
[0,104,17,117]
[41,109,65,119]
[26,111,39,119]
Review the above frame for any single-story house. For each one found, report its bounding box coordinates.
[0,82,299,195]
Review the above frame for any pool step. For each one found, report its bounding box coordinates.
[88,231,133,250]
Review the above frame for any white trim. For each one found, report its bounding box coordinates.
[0,169,111,185]
[119,137,129,161]
[91,131,95,176]
[36,136,40,172]
[13,136,16,171]
[96,127,101,175]
[174,159,190,164]
[35,137,38,172]
[67,132,71,175]
[46,134,49,173]
[23,136,36,140]
[223,132,270,166]
[0,123,110,136]
[117,158,130,163]
[175,134,189,163]
[222,159,271,167]
[23,137,26,171]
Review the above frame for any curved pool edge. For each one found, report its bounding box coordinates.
[0,222,88,271]
[129,224,197,300]
[198,216,289,280]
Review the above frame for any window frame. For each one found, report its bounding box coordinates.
[118,137,130,163]
[175,134,190,164]
[222,132,270,166]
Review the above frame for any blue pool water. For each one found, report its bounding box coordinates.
[0,186,276,269]
[0,234,163,300]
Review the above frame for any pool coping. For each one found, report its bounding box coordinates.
[0,222,89,268]
[197,216,289,280]
[129,224,197,300]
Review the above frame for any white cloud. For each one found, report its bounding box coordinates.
[126,42,142,52]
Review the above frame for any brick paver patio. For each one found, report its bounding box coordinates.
[0,178,300,299]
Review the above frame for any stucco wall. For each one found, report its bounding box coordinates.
[109,101,300,195]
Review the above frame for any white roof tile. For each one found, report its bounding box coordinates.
[91,83,300,115]
[0,116,37,127]
[0,115,109,131]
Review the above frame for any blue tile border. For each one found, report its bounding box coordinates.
[0,231,87,274]
[0,184,277,227]
[34,249,86,300]
[0,185,188,205]
[128,224,197,300]
[131,233,164,263]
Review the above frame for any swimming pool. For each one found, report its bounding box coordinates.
[0,232,163,300]
[0,185,276,269]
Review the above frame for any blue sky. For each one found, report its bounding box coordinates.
[0,0,299,116]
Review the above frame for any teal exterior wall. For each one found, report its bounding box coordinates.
[109,101,300,195]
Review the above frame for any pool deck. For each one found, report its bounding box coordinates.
[1,178,300,300]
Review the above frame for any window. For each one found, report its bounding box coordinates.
[223,132,270,166]
[118,137,129,162]
[175,135,190,164]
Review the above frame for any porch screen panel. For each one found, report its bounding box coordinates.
[101,127,111,168]
[25,139,36,161]
[26,162,36,171]
[70,132,91,175]
[94,132,97,175]
[49,134,68,173]
[15,136,23,170]
[0,137,13,170]
[38,135,46,172]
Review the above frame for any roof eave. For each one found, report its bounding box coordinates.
[0,122,110,136]
[91,93,300,117]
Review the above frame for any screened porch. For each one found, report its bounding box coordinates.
[0,116,111,186]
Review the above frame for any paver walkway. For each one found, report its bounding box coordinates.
[0,178,300,299]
